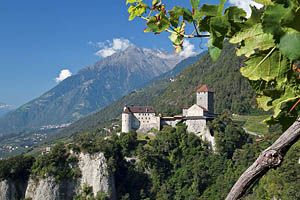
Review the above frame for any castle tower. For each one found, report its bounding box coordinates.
[196,85,214,113]
[121,105,131,133]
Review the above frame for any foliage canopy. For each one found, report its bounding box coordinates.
[127,0,300,131]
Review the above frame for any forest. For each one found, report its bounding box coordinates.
[1,113,299,199]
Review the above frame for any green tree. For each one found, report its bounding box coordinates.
[126,0,300,199]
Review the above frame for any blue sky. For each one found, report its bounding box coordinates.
[0,0,258,107]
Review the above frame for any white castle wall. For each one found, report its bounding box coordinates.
[187,105,204,116]
[122,113,131,133]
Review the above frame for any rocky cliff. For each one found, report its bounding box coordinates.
[0,152,115,200]
[78,152,116,199]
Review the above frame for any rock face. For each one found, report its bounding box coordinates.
[0,152,116,200]
[78,152,116,199]
[25,177,60,200]
[0,180,16,200]
[0,179,27,200]
[24,177,78,200]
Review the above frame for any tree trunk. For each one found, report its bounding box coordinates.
[226,118,300,200]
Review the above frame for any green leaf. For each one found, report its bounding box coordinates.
[152,0,159,7]
[146,12,170,33]
[230,23,275,57]
[279,32,300,61]
[257,95,273,111]
[245,6,263,27]
[253,0,273,6]
[225,6,247,36]
[126,0,136,5]
[262,4,288,40]
[210,16,230,48]
[225,6,246,23]
[169,31,183,53]
[182,8,193,23]
[272,90,300,118]
[200,4,219,17]
[240,50,289,82]
[208,37,221,62]
[218,0,226,16]
[190,0,200,14]
[168,7,183,27]
[128,3,148,21]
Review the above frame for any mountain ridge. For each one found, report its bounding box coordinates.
[0,46,188,134]
[53,42,261,140]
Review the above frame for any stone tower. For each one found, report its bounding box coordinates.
[196,85,214,113]
[121,105,131,133]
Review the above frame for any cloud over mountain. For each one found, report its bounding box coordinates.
[55,69,72,83]
[95,38,133,58]
[92,38,198,59]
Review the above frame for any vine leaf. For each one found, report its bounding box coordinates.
[241,50,289,81]
[128,2,149,21]
[230,23,275,57]
[200,4,219,17]
[253,0,273,6]
[190,0,200,14]
[126,0,137,4]
[272,90,300,118]
[257,95,273,111]
[225,6,247,37]
[262,4,288,40]
[207,37,221,62]
[279,32,300,61]
[210,16,229,49]
[146,12,170,33]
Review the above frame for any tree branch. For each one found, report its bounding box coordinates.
[226,118,300,200]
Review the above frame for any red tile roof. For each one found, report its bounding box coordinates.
[123,106,155,114]
[196,85,214,92]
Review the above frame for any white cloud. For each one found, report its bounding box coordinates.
[229,0,263,18]
[179,39,197,58]
[94,38,133,57]
[55,69,72,83]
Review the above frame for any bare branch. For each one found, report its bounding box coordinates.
[226,118,300,200]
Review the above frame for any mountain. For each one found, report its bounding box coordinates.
[154,52,205,80]
[54,42,262,139]
[0,46,185,134]
[0,103,13,117]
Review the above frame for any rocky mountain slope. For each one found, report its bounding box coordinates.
[0,46,185,134]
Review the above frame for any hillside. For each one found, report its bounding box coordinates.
[52,79,171,139]
[0,46,184,134]
[152,42,258,115]
[55,42,261,139]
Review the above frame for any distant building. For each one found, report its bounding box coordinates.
[121,85,217,150]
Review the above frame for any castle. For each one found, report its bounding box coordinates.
[121,85,217,149]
